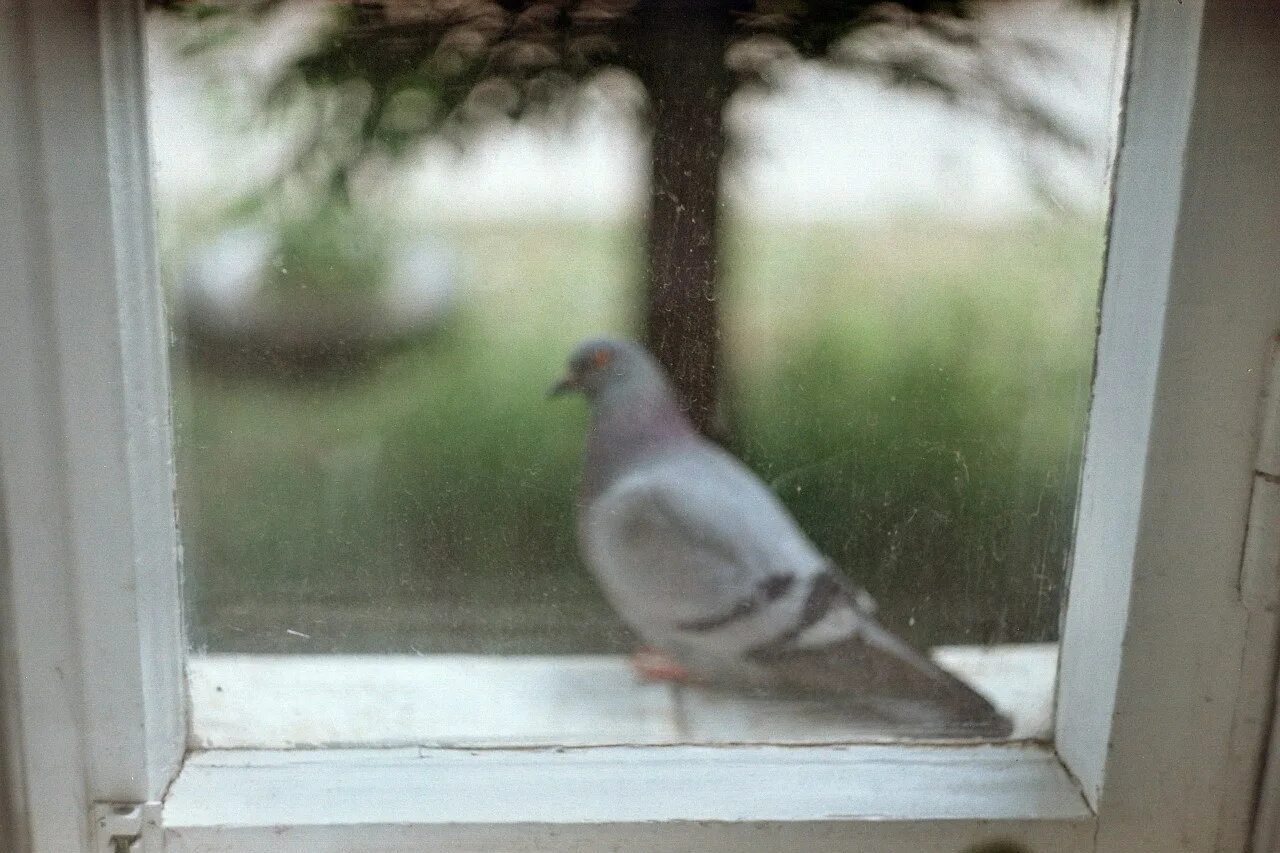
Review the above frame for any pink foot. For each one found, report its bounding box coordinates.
[629,646,692,683]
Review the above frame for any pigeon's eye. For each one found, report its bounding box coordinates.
[591,348,613,369]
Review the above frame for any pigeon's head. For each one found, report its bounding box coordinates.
[550,337,665,403]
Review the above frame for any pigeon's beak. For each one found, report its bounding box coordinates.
[548,374,580,398]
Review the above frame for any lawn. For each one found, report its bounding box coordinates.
[174,217,1104,654]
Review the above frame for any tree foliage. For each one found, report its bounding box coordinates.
[155,0,1116,433]
[156,0,1099,204]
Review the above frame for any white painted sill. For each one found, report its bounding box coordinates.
[163,645,1080,850]
[162,743,1092,851]
[187,644,1056,747]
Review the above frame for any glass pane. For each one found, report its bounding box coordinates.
[149,0,1130,745]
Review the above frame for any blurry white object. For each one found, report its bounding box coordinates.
[177,226,458,370]
[178,225,274,322]
[381,236,458,337]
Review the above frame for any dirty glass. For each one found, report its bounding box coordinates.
[148,0,1130,743]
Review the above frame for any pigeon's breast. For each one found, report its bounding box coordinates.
[578,448,829,647]
[579,469,737,634]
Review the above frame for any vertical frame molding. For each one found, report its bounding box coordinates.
[0,1,185,850]
[1057,1,1280,851]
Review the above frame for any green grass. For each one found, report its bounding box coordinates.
[175,218,1104,653]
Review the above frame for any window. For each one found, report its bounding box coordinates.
[156,0,1123,749]
[1,1,1278,851]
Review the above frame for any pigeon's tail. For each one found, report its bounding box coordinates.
[749,619,1013,739]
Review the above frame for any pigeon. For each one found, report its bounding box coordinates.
[551,336,1011,738]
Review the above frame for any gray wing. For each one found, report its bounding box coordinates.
[747,568,1012,736]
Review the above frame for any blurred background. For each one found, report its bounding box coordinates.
[147,0,1129,655]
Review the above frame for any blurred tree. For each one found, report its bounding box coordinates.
[155,0,1104,435]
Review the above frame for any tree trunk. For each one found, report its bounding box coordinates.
[629,3,735,438]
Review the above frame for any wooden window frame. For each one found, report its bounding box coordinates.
[2,0,1277,850]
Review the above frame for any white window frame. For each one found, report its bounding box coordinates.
[2,0,1278,851]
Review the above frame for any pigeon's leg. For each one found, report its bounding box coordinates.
[629,646,692,683]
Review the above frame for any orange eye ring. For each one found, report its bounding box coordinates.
[591,348,612,369]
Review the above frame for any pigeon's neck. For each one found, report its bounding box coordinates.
[584,381,695,498]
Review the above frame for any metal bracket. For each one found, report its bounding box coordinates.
[92,802,162,853]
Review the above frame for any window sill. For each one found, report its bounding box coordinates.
[166,645,1073,849]
[162,742,1093,852]
[187,643,1057,748]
